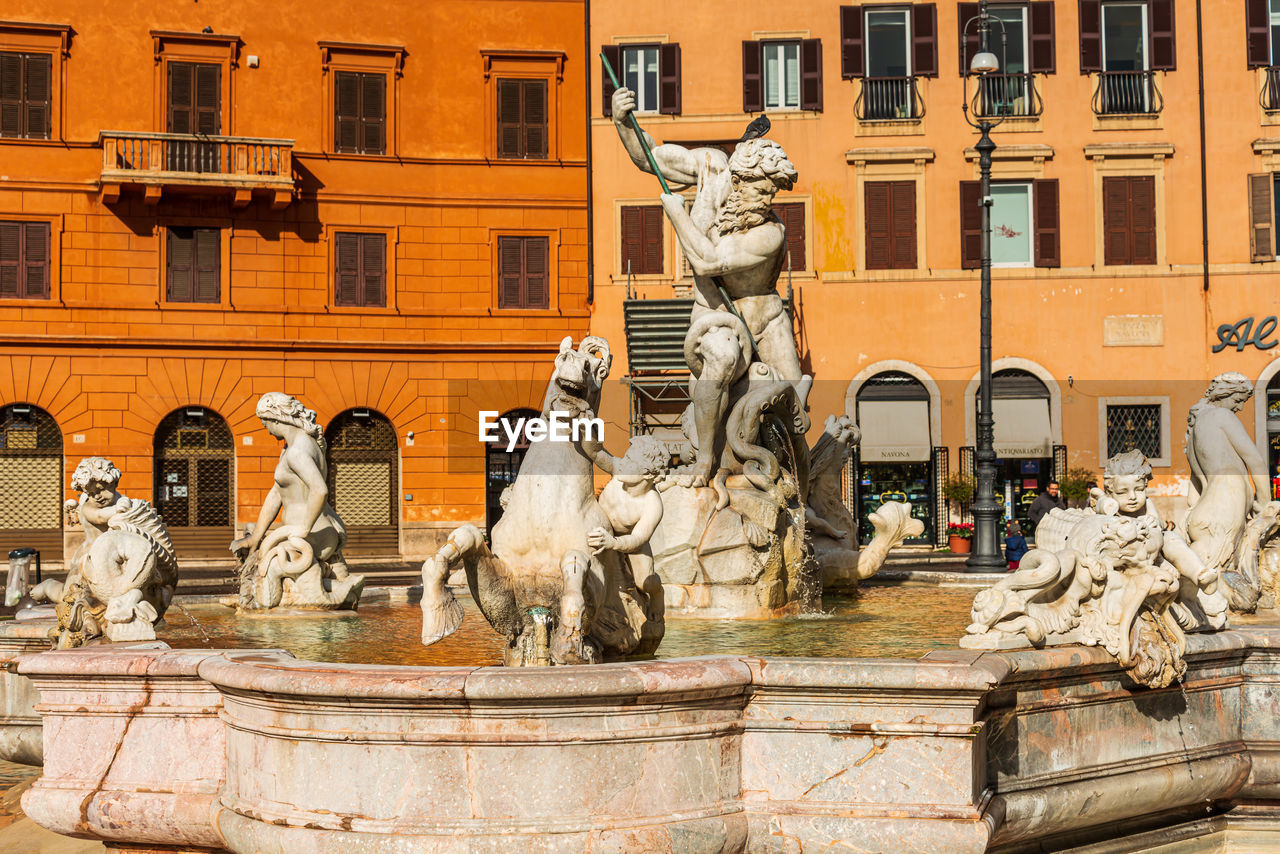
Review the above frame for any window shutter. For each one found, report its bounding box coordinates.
[800,39,823,111]
[1128,176,1156,265]
[0,54,20,137]
[911,5,939,77]
[523,79,548,158]
[1029,2,1057,74]
[960,180,982,269]
[335,232,360,306]
[498,236,524,308]
[23,54,51,139]
[168,63,194,134]
[167,228,194,302]
[22,222,48,298]
[775,203,806,272]
[865,182,892,270]
[1033,179,1061,268]
[641,205,663,275]
[361,73,386,155]
[1103,176,1131,265]
[194,64,220,134]
[958,3,981,73]
[890,181,917,268]
[743,41,763,112]
[1149,0,1176,71]
[1250,174,1275,262]
[195,228,219,302]
[361,233,386,307]
[0,223,19,298]
[1078,0,1103,72]
[601,45,621,117]
[525,236,549,309]
[840,6,865,79]
[497,79,522,157]
[659,43,682,115]
[335,72,360,153]
[620,205,641,274]
[1248,0,1271,67]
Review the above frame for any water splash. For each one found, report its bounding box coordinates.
[172,602,212,645]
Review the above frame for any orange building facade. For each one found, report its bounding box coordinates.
[591,0,1280,544]
[0,0,587,563]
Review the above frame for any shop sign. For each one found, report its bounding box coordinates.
[1214,317,1279,353]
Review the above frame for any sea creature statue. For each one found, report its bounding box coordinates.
[33,457,177,648]
[1182,372,1280,612]
[805,414,924,589]
[962,450,1228,689]
[422,336,666,666]
[229,393,364,612]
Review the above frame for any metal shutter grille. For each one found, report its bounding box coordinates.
[155,409,234,532]
[0,456,59,527]
[325,411,398,546]
[332,461,392,525]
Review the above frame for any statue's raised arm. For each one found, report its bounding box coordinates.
[611,86,704,186]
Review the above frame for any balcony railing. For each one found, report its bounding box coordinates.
[971,72,1043,118]
[1091,70,1163,116]
[855,76,925,121]
[1262,66,1280,112]
[98,131,295,207]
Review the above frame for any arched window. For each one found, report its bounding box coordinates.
[485,408,538,534]
[0,403,63,559]
[325,409,399,556]
[154,407,235,556]
[853,372,933,545]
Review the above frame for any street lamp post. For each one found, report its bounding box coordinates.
[962,0,1008,571]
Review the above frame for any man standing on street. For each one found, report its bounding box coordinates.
[1027,480,1066,540]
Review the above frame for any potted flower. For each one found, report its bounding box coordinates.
[947,523,974,554]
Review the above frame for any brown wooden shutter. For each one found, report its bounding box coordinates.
[1149,0,1176,71]
[1033,179,1060,267]
[23,54,50,139]
[195,228,219,302]
[497,79,522,157]
[194,64,220,134]
[362,233,386,306]
[22,222,48,298]
[620,205,641,274]
[522,79,547,158]
[912,5,939,77]
[642,205,663,275]
[0,223,19,298]
[0,54,20,137]
[799,39,823,111]
[960,181,982,269]
[335,233,360,306]
[659,43,681,115]
[1029,2,1057,74]
[1248,0,1272,67]
[743,41,763,112]
[775,203,806,272]
[841,6,865,79]
[167,228,195,302]
[1103,176,1131,265]
[498,236,523,307]
[865,182,892,269]
[1250,174,1275,262]
[168,63,194,133]
[335,71,360,153]
[1079,0,1103,72]
[601,45,621,117]
[890,181,917,268]
[361,74,385,155]
[525,236,549,308]
[1129,176,1156,265]
[958,3,981,73]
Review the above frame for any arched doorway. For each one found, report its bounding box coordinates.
[854,372,935,545]
[325,409,399,556]
[485,408,538,535]
[154,407,235,557]
[0,403,63,560]
[976,369,1055,535]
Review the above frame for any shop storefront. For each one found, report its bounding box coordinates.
[1267,373,1280,500]
[985,370,1056,535]
[853,372,937,545]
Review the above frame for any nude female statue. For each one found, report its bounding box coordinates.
[230,393,363,610]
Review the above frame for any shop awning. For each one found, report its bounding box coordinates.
[857,400,931,462]
[992,398,1052,458]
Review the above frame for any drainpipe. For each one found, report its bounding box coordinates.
[585,0,594,305]
[1196,0,1209,292]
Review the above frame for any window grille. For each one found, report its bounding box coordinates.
[1106,403,1162,460]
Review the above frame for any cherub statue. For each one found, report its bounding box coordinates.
[34,457,177,647]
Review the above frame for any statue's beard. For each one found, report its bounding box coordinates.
[716,188,774,235]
